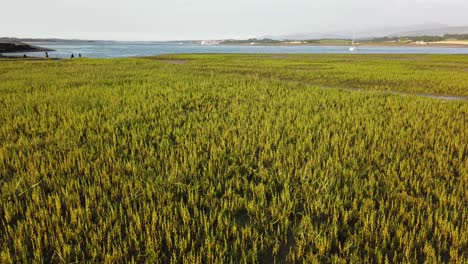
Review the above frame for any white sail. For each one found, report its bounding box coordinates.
[349,31,356,52]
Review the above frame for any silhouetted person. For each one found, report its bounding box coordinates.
[79,53,82,58]
[71,54,74,59]
[23,54,27,58]
[45,52,49,58]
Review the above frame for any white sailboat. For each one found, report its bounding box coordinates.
[349,31,356,52]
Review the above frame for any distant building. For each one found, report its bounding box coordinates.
[201,40,220,45]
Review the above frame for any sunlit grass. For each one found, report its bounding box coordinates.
[0,54,467,263]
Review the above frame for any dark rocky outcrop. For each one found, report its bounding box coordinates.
[0,41,54,53]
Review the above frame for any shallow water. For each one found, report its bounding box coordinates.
[14,42,468,58]
[415,94,468,101]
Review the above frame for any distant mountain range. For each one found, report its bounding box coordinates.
[0,37,119,44]
[2,24,468,43]
[262,24,468,40]
[0,37,196,45]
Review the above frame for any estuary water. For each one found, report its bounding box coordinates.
[21,42,468,58]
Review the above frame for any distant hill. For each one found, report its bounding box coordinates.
[0,37,196,45]
[3,24,468,44]
[0,37,103,43]
[389,26,468,37]
[262,24,468,40]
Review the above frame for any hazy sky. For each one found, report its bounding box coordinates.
[2,0,467,40]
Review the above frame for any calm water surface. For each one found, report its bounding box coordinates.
[19,42,468,58]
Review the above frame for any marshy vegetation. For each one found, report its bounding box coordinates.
[0,54,467,263]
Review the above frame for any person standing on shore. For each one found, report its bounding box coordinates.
[71,54,74,59]
[79,53,82,58]
[45,52,49,58]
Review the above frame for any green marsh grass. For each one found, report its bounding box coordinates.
[0,54,467,263]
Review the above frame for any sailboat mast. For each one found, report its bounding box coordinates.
[349,31,356,52]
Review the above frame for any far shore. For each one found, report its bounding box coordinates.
[223,42,468,48]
